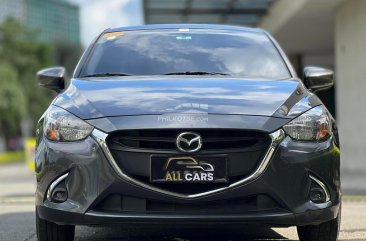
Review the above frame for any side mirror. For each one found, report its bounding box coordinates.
[37,67,66,92]
[303,66,334,92]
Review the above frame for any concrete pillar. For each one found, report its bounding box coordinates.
[335,1,366,177]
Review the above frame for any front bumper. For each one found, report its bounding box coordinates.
[35,126,341,227]
[37,204,339,226]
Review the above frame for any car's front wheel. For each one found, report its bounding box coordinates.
[297,208,341,241]
[36,211,75,241]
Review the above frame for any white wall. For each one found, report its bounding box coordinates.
[335,0,366,173]
[302,53,334,69]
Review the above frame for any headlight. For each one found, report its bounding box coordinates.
[283,106,332,141]
[44,105,94,142]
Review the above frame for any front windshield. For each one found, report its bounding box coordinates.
[80,29,291,79]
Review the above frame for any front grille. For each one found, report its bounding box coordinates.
[107,129,269,153]
[106,129,271,195]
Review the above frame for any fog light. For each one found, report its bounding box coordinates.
[51,187,68,203]
[47,173,69,203]
[309,174,330,203]
[310,187,326,203]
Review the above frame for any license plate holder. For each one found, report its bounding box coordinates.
[150,155,228,183]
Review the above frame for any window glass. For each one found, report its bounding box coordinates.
[81,29,291,79]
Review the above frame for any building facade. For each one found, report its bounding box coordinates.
[0,0,26,23]
[0,0,80,44]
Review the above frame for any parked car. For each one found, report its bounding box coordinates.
[35,24,340,241]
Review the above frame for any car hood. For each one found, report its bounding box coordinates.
[53,76,310,120]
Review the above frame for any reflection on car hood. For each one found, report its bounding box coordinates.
[53,76,308,119]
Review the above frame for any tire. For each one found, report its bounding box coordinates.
[36,211,75,241]
[297,207,341,241]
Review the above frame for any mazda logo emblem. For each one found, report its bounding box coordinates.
[176,132,202,153]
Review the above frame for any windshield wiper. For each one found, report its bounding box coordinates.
[82,73,132,77]
[163,71,230,76]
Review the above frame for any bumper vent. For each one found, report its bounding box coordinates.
[94,194,282,214]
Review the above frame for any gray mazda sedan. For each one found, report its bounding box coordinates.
[35,24,341,241]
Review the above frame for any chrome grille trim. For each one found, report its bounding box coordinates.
[46,172,69,201]
[92,128,285,199]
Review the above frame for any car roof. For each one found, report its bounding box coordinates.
[105,24,265,34]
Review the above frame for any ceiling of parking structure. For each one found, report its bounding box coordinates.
[143,0,274,27]
[258,0,345,55]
